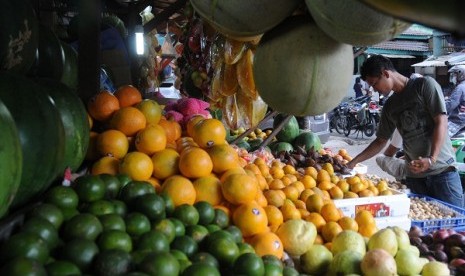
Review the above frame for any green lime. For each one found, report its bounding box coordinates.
[139,252,180,276]
[178,259,192,274]
[27,203,64,229]
[181,262,221,276]
[73,174,106,202]
[152,218,176,243]
[283,266,299,276]
[44,186,79,209]
[170,235,198,258]
[225,225,243,243]
[115,173,132,187]
[194,201,215,225]
[110,199,128,217]
[133,193,165,221]
[99,173,122,199]
[84,199,116,216]
[205,224,221,233]
[125,212,151,237]
[99,213,126,232]
[206,236,240,267]
[264,263,284,276]
[97,230,133,253]
[212,208,229,228]
[62,213,103,241]
[130,249,152,267]
[60,207,80,221]
[60,238,99,273]
[233,252,265,276]
[118,181,154,204]
[202,230,235,249]
[237,242,256,255]
[173,204,199,226]
[135,230,169,253]
[160,193,175,216]
[168,218,186,237]
[185,225,209,243]
[92,249,131,276]
[0,257,47,275]
[262,254,284,268]
[20,216,60,249]
[0,232,49,264]
[170,249,189,261]
[190,252,219,269]
[45,260,81,276]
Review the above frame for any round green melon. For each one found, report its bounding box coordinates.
[253,15,353,116]
[191,0,301,40]
[59,42,78,89]
[0,100,22,217]
[293,131,322,152]
[305,0,411,46]
[32,24,65,80]
[0,73,65,209]
[273,114,299,143]
[359,0,463,35]
[0,0,39,73]
[272,142,294,155]
[36,79,90,172]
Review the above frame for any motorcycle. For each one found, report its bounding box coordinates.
[343,95,377,138]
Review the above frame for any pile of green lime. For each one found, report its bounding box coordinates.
[0,173,299,275]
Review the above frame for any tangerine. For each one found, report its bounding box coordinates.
[192,118,226,148]
[179,147,213,178]
[114,85,142,107]
[110,107,147,137]
[192,176,224,206]
[263,205,284,227]
[161,175,196,207]
[96,129,129,159]
[249,232,284,259]
[320,203,342,222]
[233,201,268,237]
[91,156,119,175]
[87,90,120,122]
[135,125,167,155]
[321,221,343,243]
[207,144,240,174]
[151,148,180,180]
[221,174,258,205]
[119,152,153,181]
[158,118,182,143]
[136,99,163,125]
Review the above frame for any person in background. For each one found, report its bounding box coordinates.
[353,77,364,98]
[446,65,465,138]
[347,55,463,207]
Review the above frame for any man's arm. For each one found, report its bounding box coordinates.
[431,113,448,160]
[383,144,399,157]
[446,88,461,113]
[347,137,388,169]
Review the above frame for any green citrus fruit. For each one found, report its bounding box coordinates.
[237,242,256,255]
[206,236,240,267]
[181,262,221,276]
[205,224,222,233]
[185,225,209,243]
[125,212,151,237]
[44,186,79,209]
[136,230,170,253]
[20,216,60,249]
[194,201,215,225]
[92,249,131,275]
[225,225,243,243]
[98,213,126,232]
[264,263,284,276]
[115,173,132,187]
[0,232,49,264]
[45,260,81,276]
[190,252,220,269]
[110,199,127,217]
[97,230,133,253]
[139,252,180,276]
[170,249,189,261]
[27,203,64,229]
[160,193,175,216]
[84,199,116,216]
[212,208,229,228]
[152,218,176,243]
[283,266,300,276]
[62,213,103,241]
[0,257,47,275]
[73,174,106,202]
[171,235,199,257]
[262,254,284,268]
[168,218,186,237]
[60,238,99,272]
[118,181,154,204]
[173,204,199,226]
[133,193,165,221]
[233,252,265,276]
[99,173,122,199]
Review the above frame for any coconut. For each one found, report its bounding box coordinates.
[358,0,464,35]
[361,249,397,276]
[190,0,301,41]
[305,0,411,46]
[253,15,353,116]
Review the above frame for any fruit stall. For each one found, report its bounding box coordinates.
[1,0,465,275]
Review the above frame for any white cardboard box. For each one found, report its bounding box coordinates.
[375,216,411,231]
[333,189,410,218]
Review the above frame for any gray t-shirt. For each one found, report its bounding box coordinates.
[377,76,456,178]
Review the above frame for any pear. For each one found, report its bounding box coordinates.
[390,226,410,250]
[367,228,398,256]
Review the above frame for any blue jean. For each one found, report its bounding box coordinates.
[406,169,464,208]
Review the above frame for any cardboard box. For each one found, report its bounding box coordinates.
[334,189,410,218]
[375,216,411,231]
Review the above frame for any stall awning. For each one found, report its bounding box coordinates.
[411,52,465,67]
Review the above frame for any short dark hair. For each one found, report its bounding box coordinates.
[360,55,397,81]
[355,77,361,83]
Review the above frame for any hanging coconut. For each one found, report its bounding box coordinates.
[190,0,301,41]
[305,0,411,46]
[253,15,353,116]
[357,0,465,36]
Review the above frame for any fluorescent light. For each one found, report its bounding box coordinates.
[135,25,144,55]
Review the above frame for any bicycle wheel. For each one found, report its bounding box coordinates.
[343,117,352,137]
[363,117,376,137]
[334,116,346,134]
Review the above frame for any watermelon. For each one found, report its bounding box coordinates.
[0,73,65,209]
[30,24,65,80]
[36,78,90,172]
[60,41,78,89]
[0,100,22,217]
[293,131,322,152]
[0,0,39,73]
[273,114,300,143]
[272,142,294,155]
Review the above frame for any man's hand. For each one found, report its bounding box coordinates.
[346,160,356,170]
[460,105,465,112]
[408,156,432,174]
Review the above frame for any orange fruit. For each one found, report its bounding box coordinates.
[264,205,284,227]
[255,174,268,190]
[358,223,378,238]
[300,175,316,189]
[158,117,182,143]
[136,99,163,125]
[282,186,299,201]
[243,163,261,175]
[96,129,129,159]
[304,166,318,179]
[192,176,224,205]
[336,180,350,193]
[263,190,285,208]
[179,147,213,178]
[305,212,326,232]
[358,189,375,197]
[151,148,180,180]
[282,165,296,175]
[317,180,333,191]
[110,106,147,137]
[221,174,258,205]
[329,186,344,199]
[355,210,375,227]
[280,200,301,221]
[207,144,240,174]
[299,189,315,202]
[249,231,284,259]
[289,181,305,194]
[161,175,196,207]
[293,200,306,210]
[87,90,120,122]
[220,167,246,183]
[257,164,270,177]
[192,118,226,148]
[321,221,343,243]
[233,201,268,237]
[338,217,359,232]
[186,115,205,137]
[321,163,334,175]
[118,151,153,181]
[114,85,142,107]
[316,170,331,183]
[305,194,324,213]
[91,156,119,175]
[268,179,285,190]
[146,177,162,193]
[320,203,342,222]
[134,125,167,155]
[255,190,268,207]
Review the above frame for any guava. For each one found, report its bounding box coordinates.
[331,230,366,256]
[361,248,396,276]
[395,249,424,275]
[422,261,450,276]
[327,250,363,276]
[367,228,398,256]
[300,244,333,275]
[276,219,316,256]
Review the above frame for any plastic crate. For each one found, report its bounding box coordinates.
[408,193,465,233]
